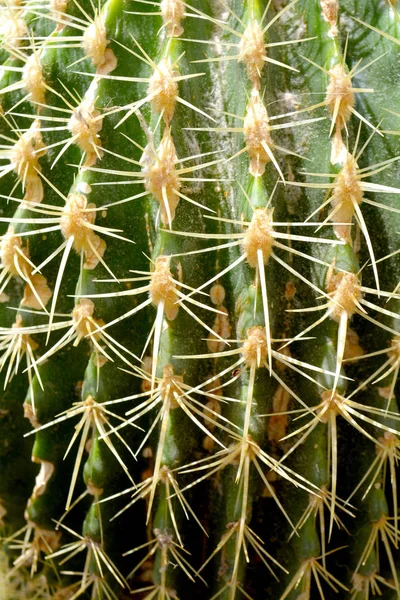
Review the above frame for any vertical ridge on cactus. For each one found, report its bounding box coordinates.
[2,1,400,599]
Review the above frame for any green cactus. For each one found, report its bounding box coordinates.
[3,0,400,598]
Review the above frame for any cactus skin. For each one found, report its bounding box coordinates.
[3,0,400,599]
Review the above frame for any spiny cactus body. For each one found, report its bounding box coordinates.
[2,1,400,599]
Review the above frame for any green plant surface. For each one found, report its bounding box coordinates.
[3,1,400,599]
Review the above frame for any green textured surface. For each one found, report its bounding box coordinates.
[2,1,400,599]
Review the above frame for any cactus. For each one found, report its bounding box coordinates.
[3,0,400,598]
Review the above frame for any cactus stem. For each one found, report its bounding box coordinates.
[176,326,343,415]
[0,116,46,203]
[178,436,316,524]
[0,43,46,107]
[77,132,221,226]
[3,0,400,595]
[345,336,400,412]
[81,39,214,129]
[289,487,353,568]
[25,391,138,510]
[17,79,105,169]
[289,145,400,292]
[283,270,400,369]
[348,431,400,528]
[354,516,399,595]
[102,465,206,542]
[297,51,382,141]
[124,531,201,593]
[9,182,135,342]
[280,390,400,538]
[0,7,28,52]
[168,208,343,325]
[5,522,61,578]
[279,549,348,600]
[0,313,40,409]
[351,570,397,599]
[0,550,52,600]
[80,256,227,391]
[186,92,326,179]
[102,365,235,442]
[0,228,52,312]
[33,3,116,73]
[48,519,128,594]
[199,451,287,600]
[1,301,140,378]
[190,0,309,81]
[351,15,400,47]
[95,364,230,522]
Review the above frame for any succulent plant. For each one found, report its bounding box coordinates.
[2,0,400,598]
